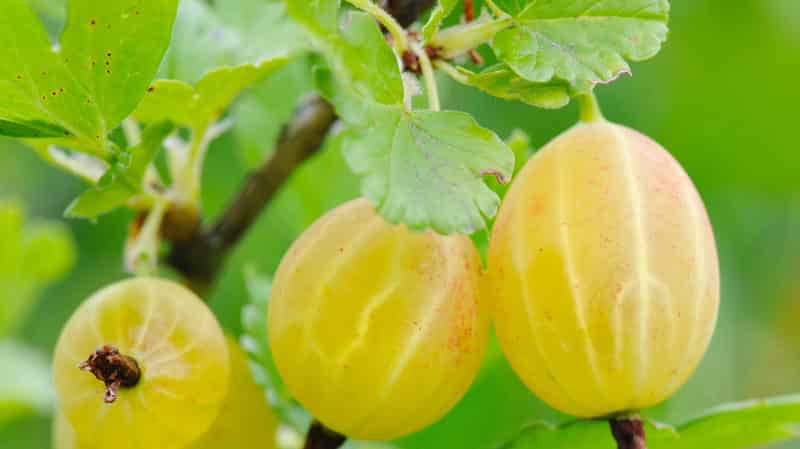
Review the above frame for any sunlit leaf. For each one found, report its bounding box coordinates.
[316,67,514,235]
[491,0,670,93]
[0,0,178,152]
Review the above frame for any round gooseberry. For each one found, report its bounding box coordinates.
[268,198,488,440]
[53,277,229,449]
[487,121,720,418]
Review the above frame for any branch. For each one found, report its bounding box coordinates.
[166,95,336,293]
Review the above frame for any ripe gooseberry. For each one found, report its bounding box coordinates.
[268,198,488,440]
[188,336,279,449]
[487,120,719,418]
[53,277,229,449]
[53,335,278,449]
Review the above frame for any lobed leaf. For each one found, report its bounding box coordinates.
[0,0,178,152]
[500,395,800,449]
[491,0,670,93]
[317,68,514,235]
[65,121,173,219]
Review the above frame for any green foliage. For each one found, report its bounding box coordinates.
[141,0,299,131]
[240,267,311,432]
[0,200,75,336]
[316,67,514,234]
[491,0,670,93]
[500,395,800,449]
[443,63,571,109]
[135,61,287,130]
[65,121,173,219]
[0,0,177,153]
[423,0,459,41]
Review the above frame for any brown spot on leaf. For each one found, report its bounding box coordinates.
[90,19,96,25]
[147,86,155,92]
[480,169,508,184]
[15,74,22,80]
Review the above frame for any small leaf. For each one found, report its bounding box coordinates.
[286,0,404,107]
[143,0,294,130]
[136,60,287,130]
[66,121,173,219]
[240,266,311,432]
[422,0,459,42]
[491,0,670,93]
[444,63,571,109]
[0,340,53,424]
[0,0,178,151]
[317,68,514,235]
[500,395,800,449]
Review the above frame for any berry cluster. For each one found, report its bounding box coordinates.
[54,120,718,447]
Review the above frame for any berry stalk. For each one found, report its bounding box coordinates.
[303,421,346,449]
[610,417,647,449]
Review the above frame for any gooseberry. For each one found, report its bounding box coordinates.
[53,277,229,449]
[268,198,488,440]
[487,121,720,418]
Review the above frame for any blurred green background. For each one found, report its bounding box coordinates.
[1,0,799,448]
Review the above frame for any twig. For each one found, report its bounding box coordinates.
[166,95,336,294]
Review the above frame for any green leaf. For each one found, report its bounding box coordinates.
[240,267,311,432]
[491,0,670,93]
[500,395,800,449]
[0,200,75,337]
[140,0,295,131]
[286,0,404,106]
[422,0,459,42]
[317,68,514,234]
[0,341,53,424]
[444,63,571,109]
[160,0,304,85]
[0,0,178,151]
[65,121,173,219]
[136,59,287,130]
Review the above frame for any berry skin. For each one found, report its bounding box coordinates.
[268,198,488,440]
[53,277,229,449]
[487,122,719,418]
[188,336,279,449]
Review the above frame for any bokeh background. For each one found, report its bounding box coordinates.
[1,0,799,448]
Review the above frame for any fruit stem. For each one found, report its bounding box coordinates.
[78,345,141,404]
[303,420,346,449]
[609,417,648,449]
[577,92,605,123]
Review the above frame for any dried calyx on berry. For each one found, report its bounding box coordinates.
[78,345,141,403]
